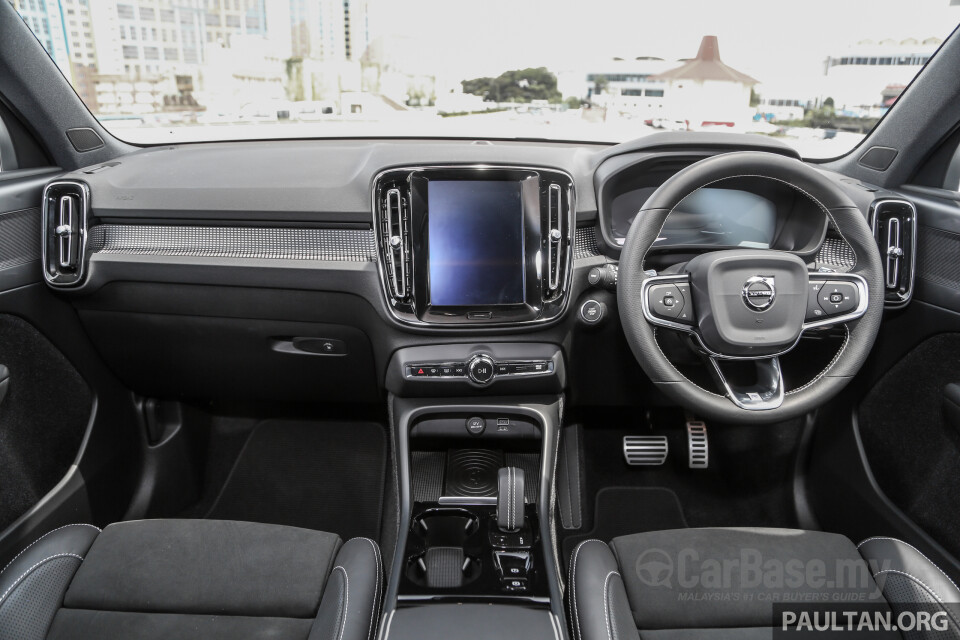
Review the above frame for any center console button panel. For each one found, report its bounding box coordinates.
[406,357,552,382]
[411,415,541,440]
[387,343,565,396]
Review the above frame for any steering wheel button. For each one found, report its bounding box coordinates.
[819,281,859,316]
[649,284,684,319]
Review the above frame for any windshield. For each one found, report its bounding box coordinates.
[13,0,959,158]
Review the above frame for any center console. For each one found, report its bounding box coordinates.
[372,166,575,327]
[381,394,566,640]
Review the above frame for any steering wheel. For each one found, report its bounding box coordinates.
[618,151,884,423]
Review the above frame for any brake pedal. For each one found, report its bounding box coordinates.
[623,435,668,466]
[687,421,708,468]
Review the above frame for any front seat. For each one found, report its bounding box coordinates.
[569,528,960,639]
[0,519,381,640]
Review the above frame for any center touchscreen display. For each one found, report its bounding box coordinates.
[428,180,525,306]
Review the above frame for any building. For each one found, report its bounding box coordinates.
[562,37,757,127]
[651,35,757,128]
[87,0,269,79]
[559,57,673,117]
[12,0,99,109]
[15,0,375,117]
[822,37,943,110]
[288,0,369,62]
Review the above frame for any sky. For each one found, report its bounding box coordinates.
[366,0,960,87]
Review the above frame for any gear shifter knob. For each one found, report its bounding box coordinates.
[496,467,525,532]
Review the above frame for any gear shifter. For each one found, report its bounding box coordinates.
[496,466,525,532]
[494,466,531,592]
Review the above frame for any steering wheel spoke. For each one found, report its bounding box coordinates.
[708,356,785,411]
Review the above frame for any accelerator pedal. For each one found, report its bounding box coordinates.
[687,420,708,469]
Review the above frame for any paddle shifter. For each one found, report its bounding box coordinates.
[493,466,533,592]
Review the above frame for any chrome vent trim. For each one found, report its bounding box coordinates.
[547,183,563,291]
[377,185,411,301]
[870,198,917,308]
[885,216,902,289]
[623,435,669,466]
[42,180,90,287]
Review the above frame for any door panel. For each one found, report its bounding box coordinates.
[855,187,960,561]
[0,169,142,565]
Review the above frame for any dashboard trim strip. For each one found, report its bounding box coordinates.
[86,224,376,262]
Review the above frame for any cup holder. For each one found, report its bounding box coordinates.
[412,508,481,547]
[406,548,482,588]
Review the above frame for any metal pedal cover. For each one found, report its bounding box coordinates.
[687,421,708,468]
[623,435,668,466]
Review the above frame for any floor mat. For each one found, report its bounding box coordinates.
[558,414,804,564]
[204,419,386,541]
[561,487,687,560]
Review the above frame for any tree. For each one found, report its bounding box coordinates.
[749,87,760,107]
[462,67,562,103]
[823,96,835,108]
[284,58,305,102]
[593,74,608,96]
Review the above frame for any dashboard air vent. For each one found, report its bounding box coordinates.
[870,198,916,308]
[42,181,90,287]
[546,183,564,293]
[378,185,411,300]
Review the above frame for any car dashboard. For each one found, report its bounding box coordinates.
[35,132,914,407]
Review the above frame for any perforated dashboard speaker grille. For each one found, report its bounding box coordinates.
[575,225,601,259]
[87,225,376,262]
[816,236,856,269]
[0,208,40,270]
[443,449,504,498]
[65,128,104,152]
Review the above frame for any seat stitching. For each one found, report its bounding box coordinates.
[873,569,945,603]
[603,571,620,640]
[570,539,606,640]
[512,467,517,530]
[858,537,960,593]
[355,538,382,640]
[333,566,349,640]
[0,524,100,576]
[0,553,83,607]
[562,433,575,528]
[507,467,513,531]
[873,569,960,631]
[511,467,516,530]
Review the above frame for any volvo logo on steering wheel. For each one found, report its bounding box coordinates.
[742,276,776,311]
